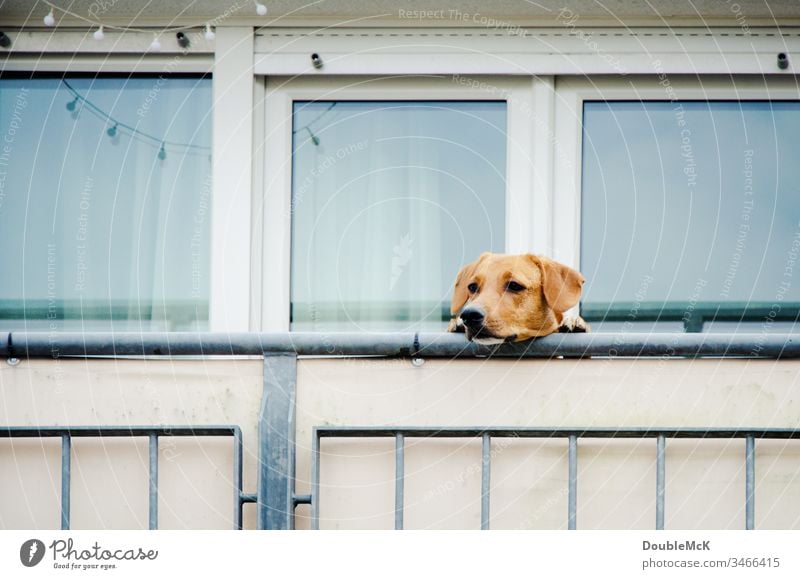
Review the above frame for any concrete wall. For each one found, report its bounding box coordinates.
[2,356,800,530]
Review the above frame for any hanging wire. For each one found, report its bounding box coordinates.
[61,79,211,154]
[292,102,337,146]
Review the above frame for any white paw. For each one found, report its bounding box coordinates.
[558,315,590,333]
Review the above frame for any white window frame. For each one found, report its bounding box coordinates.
[257,74,553,331]
[0,31,252,331]
[554,75,800,279]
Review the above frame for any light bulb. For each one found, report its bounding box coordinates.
[158,144,167,160]
[44,10,55,27]
[306,127,320,146]
[149,35,161,51]
[107,124,118,137]
[66,97,78,111]
[204,24,215,41]
[93,26,104,41]
[256,3,268,16]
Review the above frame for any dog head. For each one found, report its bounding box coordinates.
[449,252,585,344]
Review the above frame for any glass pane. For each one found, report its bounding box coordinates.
[0,76,212,330]
[291,101,506,331]
[581,101,800,331]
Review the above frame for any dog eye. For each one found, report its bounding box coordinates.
[467,282,479,293]
[506,281,526,292]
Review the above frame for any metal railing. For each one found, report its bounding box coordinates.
[310,427,800,530]
[3,331,800,530]
[0,426,245,530]
[3,330,800,358]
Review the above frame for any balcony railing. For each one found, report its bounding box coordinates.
[2,330,799,530]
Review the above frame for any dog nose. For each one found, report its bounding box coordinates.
[460,306,485,328]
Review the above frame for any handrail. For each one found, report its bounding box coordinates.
[2,331,799,358]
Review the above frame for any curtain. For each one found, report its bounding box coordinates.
[0,76,212,330]
[290,101,507,332]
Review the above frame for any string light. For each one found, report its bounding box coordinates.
[39,0,235,35]
[305,127,320,146]
[38,0,241,51]
[149,34,162,52]
[60,80,210,158]
[292,103,337,147]
[256,3,268,16]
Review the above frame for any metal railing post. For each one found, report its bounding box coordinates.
[148,434,158,530]
[568,435,577,530]
[395,433,405,530]
[60,434,71,530]
[746,435,755,530]
[481,433,491,530]
[258,353,298,530]
[656,434,665,530]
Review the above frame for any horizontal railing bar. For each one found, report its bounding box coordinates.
[3,331,800,359]
[293,494,312,505]
[0,426,239,437]
[314,426,800,439]
[241,493,258,504]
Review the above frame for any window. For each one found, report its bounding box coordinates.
[581,100,800,332]
[0,75,212,330]
[289,100,507,331]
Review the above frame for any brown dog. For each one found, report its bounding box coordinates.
[448,252,589,344]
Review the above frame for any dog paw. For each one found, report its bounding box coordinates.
[558,315,590,333]
[447,317,465,333]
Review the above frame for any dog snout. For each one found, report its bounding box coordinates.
[459,306,486,329]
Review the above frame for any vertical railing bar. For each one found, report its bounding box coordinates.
[148,433,158,530]
[568,434,577,530]
[286,369,298,531]
[60,434,71,530]
[234,427,243,530]
[395,433,404,530]
[656,434,665,530]
[259,354,298,530]
[746,435,755,530]
[311,430,320,530]
[481,433,491,530]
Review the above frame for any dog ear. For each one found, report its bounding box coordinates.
[450,253,490,316]
[533,255,585,313]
